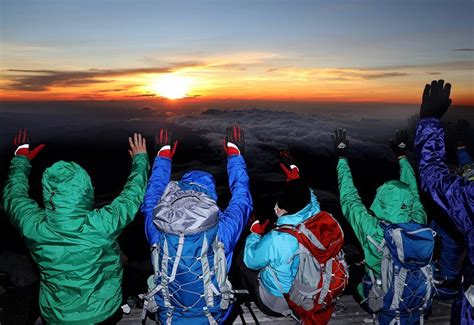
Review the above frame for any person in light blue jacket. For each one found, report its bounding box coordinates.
[242,152,320,316]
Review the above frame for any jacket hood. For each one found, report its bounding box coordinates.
[42,161,94,226]
[179,170,217,201]
[370,180,414,224]
[276,191,320,226]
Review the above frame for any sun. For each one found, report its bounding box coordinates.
[150,75,192,99]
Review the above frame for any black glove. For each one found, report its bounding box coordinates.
[456,120,470,148]
[419,79,452,119]
[278,151,300,180]
[224,125,244,156]
[332,129,349,157]
[390,129,408,158]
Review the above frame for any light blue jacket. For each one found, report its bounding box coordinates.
[244,192,320,297]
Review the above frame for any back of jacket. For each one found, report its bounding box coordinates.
[3,155,149,324]
[244,192,321,297]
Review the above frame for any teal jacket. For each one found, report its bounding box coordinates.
[3,155,149,324]
[244,192,320,297]
[337,157,427,299]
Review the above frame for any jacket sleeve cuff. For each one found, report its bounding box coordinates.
[418,117,441,127]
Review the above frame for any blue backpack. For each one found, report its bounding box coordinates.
[365,221,436,324]
[140,181,235,324]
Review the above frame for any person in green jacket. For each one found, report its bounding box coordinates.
[3,129,149,324]
[333,129,427,308]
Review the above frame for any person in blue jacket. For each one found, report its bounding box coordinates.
[431,119,472,299]
[141,126,253,323]
[415,80,474,325]
[242,151,321,317]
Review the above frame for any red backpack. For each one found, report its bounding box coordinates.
[275,211,348,324]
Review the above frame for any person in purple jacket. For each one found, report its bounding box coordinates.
[415,79,474,325]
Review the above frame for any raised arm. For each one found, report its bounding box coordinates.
[244,229,273,270]
[337,157,378,242]
[91,133,149,237]
[415,80,474,262]
[398,157,426,224]
[2,129,45,239]
[415,118,473,234]
[333,129,377,243]
[390,129,427,224]
[141,128,177,245]
[219,125,253,257]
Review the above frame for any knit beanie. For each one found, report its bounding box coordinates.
[276,178,311,215]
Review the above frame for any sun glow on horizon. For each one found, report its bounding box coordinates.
[150,75,193,99]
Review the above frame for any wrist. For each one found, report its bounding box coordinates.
[14,144,29,156]
[226,142,241,156]
[158,145,173,158]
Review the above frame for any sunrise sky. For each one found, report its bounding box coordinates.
[1,0,473,104]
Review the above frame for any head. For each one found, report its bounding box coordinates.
[42,161,94,217]
[179,170,218,201]
[370,180,414,224]
[275,178,311,217]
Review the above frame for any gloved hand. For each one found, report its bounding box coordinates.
[13,129,45,161]
[250,219,270,235]
[332,129,349,157]
[224,125,244,156]
[456,120,470,149]
[419,79,452,119]
[390,129,408,158]
[128,133,147,157]
[279,151,300,181]
[155,128,178,159]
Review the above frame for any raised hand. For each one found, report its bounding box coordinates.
[13,129,45,161]
[128,133,147,157]
[390,129,408,158]
[279,151,300,181]
[419,79,452,119]
[155,128,178,159]
[332,129,349,157]
[224,125,244,156]
[250,219,270,235]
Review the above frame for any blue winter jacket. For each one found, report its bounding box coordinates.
[244,192,320,297]
[141,154,253,269]
[415,118,474,264]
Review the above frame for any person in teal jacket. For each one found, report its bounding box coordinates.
[3,129,149,324]
[334,128,428,323]
[242,152,321,317]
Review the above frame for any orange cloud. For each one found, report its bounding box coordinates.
[0,57,472,105]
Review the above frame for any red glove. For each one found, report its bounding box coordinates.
[13,129,45,161]
[250,219,270,235]
[278,151,300,181]
[156,128,178,159]
[224,125,244,156]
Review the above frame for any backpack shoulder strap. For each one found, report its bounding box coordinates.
[274,224,298,237]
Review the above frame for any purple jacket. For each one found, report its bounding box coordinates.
[415,118,474,265]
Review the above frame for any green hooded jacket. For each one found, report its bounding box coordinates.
[337,157,427,299]
[3,154,149,324]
